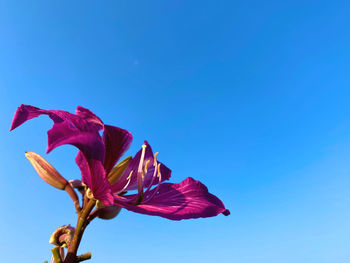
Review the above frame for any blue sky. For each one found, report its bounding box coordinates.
[1,1,350,262]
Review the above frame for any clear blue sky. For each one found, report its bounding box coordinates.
[1,1,350,262]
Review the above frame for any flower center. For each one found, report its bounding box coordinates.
[115,144,163,204]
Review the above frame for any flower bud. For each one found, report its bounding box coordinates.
[25,152,68,190]
[108,156,132,184]
[97,205,122,220]
[49,225,75,247]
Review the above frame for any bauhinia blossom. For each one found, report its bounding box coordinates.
[11,104,229,220]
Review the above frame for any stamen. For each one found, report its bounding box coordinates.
[143,152,159,196]
[143,163,162,204]
[145,155,158,196]
[136,144,147,204]
[153,152,159,166]
[114,171,133,195]
[131,149,162,205]
[137,144,147,176]
[144,160,150,174]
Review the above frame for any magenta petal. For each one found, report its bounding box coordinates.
[11,104,105,159]
[11,104,113,205]
[111,141,171,193]
[11,104,102,131]
[46,120,105,157]
[75,106,104,131]
[103,125,133,175]
[76,152,114,206]
[11,104,48,131]
[114,177,230,220]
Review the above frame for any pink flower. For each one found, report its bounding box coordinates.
[11,104,229,220]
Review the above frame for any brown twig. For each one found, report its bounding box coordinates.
[63,200,96,263]
[77,252,91,262]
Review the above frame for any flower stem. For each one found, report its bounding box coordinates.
[51,246,63,263]
[64,184,81,215]
[63,199,95,263]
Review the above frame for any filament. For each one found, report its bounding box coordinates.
[143,163,162,204]
[114,171,133,195]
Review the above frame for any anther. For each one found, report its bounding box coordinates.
[144,160,150,174]
[153,152,159,166]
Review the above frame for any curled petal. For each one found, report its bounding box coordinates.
[10,104,105,158]
[114,177,230,220]
[10,104,102,133]
[48,120,112,205]
[11,104,113,205]
[75,106,104,130]
[10,105,47,131]
[46,120,105,159]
